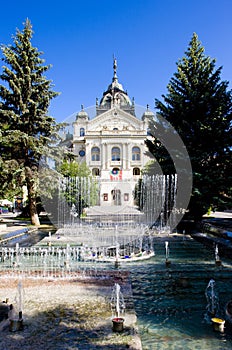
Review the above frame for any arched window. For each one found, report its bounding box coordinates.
[132,147,141,161]
[91,147,100,161]
[112,147,120,161]
[92,168,100,176]
[133,168,140,176]
[80,127,85,136]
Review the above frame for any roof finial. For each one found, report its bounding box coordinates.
[113,55,118,82]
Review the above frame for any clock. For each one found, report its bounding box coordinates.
[79,150,85,157]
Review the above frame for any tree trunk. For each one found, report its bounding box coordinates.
[28,191,40,226]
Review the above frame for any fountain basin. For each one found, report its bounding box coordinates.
[9,319,23,332]
[211,317,225,332]
[112,317,124,332]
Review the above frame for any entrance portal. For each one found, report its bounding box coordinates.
[111,189,121,205]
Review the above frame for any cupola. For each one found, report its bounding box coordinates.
[76,105,89,120]
[96,58,135,116]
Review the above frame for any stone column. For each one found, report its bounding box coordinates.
[126,143,130,170]
[106,143,110,169]
[102,143,106,170]
[122,143,126,170]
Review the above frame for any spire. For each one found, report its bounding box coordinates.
[97,58,135,116]
[113,56,118,83]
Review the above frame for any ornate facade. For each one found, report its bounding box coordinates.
[72,59,154,207]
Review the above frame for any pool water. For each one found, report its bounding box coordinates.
[1,232,232,349]
[124,235,232,349]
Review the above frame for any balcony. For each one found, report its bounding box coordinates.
[110,161,121,166]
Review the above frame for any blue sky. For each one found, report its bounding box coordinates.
[1,0,232,123]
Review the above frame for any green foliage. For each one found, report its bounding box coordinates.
[57,160,98,217]
[147,33,232,220]
[0,19,60,224]
[58,160,91,177]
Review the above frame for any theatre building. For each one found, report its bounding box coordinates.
[72,59,154,207]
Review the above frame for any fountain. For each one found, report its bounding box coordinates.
[2,162,232,347]
[211,316,225,332]
[205,279,219,320]
[214,243,222,266]
[64,243,71,269]
[9,280,24,332]
[165,241,171,267]
[111,283,125,332]
[204,278,225,332]
[15,242,19,267]
[1,223,232,347]
[49,173,180,230]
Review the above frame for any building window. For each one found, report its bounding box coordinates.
[80,127,85,136]
[91,147,100,161]
[124,193,129,201]
[103,193,108,201]
[133,168,140,176]
[132,147,141,161]
[92,168,100,176]
[112,147,120,161]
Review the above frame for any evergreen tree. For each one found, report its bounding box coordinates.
[147,33,232,220]
[0,19,59,225]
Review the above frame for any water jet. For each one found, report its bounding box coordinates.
[111,283,125,332]
[214,244,222,266]
[165,241,171,267]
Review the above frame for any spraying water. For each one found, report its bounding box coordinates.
[111,283,125,318]
[205,279,219,322]
[165,241,169,260]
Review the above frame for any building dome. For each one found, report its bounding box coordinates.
[76,105,89,120]
[97,58,135,116]
[142,105,155,121]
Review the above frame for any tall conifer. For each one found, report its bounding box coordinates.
[0,19,59,225]
[147,33,232,219]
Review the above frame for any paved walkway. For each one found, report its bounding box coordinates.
[0,213,53,244]
[0,213,30,236]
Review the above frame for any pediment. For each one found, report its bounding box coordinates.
[88,107,142,131]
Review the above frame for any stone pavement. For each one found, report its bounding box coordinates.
[0,275,142,350]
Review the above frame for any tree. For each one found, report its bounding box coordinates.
[147,33,232,220]
[58,159,91,178]
[0,19,59,225]
[57,160,99,219]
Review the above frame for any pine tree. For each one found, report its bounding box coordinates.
[148,33,232,220]
[0,19,59,225]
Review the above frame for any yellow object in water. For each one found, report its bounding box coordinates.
[211,317,225,324]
